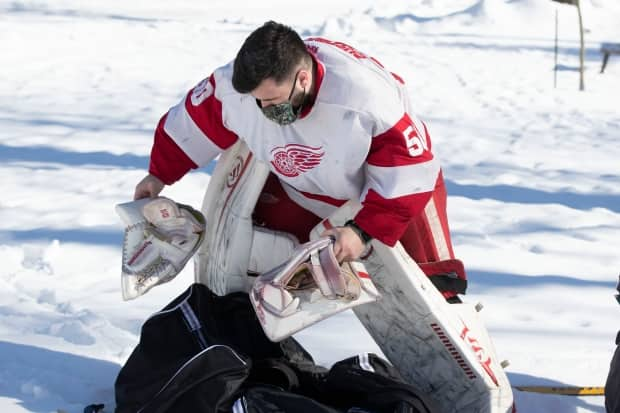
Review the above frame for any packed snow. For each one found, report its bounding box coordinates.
[1,0,619,412]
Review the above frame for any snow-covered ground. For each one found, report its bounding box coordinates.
[1,0,619,411]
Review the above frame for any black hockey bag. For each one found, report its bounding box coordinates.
[229,353,441,413]
[115,283,441,413]
[317,353,441,413]
[114,283,292,413]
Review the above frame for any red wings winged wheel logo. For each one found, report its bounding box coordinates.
[270,144,325,177]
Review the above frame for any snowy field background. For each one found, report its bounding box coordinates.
[1,0,619,412]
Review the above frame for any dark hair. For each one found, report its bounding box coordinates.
[232,21,310,94]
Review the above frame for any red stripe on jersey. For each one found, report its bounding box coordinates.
[391,71,405,85]
[184,75,238,150]
[368,114,433,167]
[306,37,382,65]
[422,121,433,152]
[298,190,348,207]
[355,188,433,246]
[149,114,198,185]
[300,50,325,119]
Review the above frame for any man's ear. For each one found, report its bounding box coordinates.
[298,69,311,89]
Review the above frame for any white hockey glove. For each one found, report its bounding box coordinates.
[115,197,205,300]
[250,237,380,341]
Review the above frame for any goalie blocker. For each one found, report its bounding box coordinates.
[250,236,380,342]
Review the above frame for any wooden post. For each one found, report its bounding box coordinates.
[554,8,559,88]
[551,0,585,91]
[576,0,585,91]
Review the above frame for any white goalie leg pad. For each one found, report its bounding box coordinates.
[250,237,380,342]
[116,197,206,301]
[194,141,272,295]
[308,200,514,413]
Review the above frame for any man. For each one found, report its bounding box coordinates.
[607,332,620,413]
[606,279,620,413]
[134,21,465,298]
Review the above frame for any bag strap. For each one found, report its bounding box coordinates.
[325,354,441,413]
[249,359,301,391]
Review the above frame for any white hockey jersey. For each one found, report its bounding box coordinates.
[148,37,440,246]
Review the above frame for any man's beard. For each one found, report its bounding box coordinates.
[292,88,311,112]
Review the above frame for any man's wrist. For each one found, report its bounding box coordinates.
[344,219,373,244]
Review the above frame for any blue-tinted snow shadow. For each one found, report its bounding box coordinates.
[0,144,149,169]
[0,112,154,135]
[431,41,602,60]
[445,180,620,213]
[0,228,122,246]
[373,10,603,62]
[374,0,485,25]
[555,64,580,72]
[508,372,605,413]
[0,144,217,173]
[0,341,119,412]
[468,270,615,292]
[4,3,167,23]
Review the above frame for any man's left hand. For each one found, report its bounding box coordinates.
[321,226,366,262]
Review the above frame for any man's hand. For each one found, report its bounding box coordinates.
[134,174,165,200]
[320,226,366,262]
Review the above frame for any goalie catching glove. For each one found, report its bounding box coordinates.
[250,236,380,342]
[115,197,205,300]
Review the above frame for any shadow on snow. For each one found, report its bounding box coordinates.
[1,228,122,247]
[468,269,615,291]
[0,341,119,412]
[0,144,149,170]
[0,144,217,174]
[374,0,486,25]
[508,372,606,413]
[446,180,620,213]
[4,3,166,23]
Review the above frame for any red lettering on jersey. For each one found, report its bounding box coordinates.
[307,37,379,63]
[306,38,408,83]
[368,114,433,167]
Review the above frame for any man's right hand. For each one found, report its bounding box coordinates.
[134,174,165,200]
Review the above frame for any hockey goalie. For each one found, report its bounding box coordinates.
[123,22,515,413]
[191,141,514,413]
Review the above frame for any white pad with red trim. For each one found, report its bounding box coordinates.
[310,202,514,413]
[249,237,380,342]
[116,197,205,300]
[194,141,273,294]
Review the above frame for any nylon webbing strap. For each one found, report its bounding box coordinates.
[514,386,605,396]
[180,301,208,349]
[428,272,467,295]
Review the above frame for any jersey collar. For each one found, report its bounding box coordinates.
[299,47,325,120]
